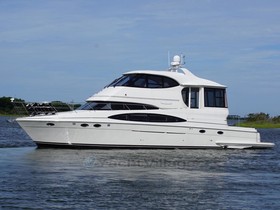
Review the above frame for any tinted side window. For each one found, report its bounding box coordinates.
[181,87,189,107]
[204,88,227,108]
[128,113,148,122]
[129,75,146,87]
[181,87,199,108]
[111,103,128,110]
[163,77,179,88]
[109,113,186,122]
[148,114,167,122]
[147,75,163,88]
[77,102,159,110]
[126,104,145,110]
[191,88,199,109]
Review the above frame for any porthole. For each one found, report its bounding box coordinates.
[81,123,89,127]
[199,130,206,133]
[217,131,224,135]
[93,124,101,128]
[46,122,55,126]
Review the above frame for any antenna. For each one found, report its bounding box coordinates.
[167,51,170,67]
[180,54,185,65]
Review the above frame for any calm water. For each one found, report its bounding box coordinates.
[0,116,280,209]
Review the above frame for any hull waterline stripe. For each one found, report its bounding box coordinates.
[35,141,220,149]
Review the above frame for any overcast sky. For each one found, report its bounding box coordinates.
[0,0,279,116]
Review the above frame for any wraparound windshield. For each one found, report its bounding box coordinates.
[106,74,179,88]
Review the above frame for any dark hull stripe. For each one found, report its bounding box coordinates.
[35,141,220,149]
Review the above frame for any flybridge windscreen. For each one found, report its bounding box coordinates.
[106,74,179,88]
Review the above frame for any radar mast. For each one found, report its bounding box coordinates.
[169,54,185,72]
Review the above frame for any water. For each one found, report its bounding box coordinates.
[0,116,280,209]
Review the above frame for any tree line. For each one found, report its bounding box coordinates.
[246,112,280,123]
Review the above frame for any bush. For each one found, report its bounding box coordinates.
[0,97,25,115]
[246,112,270,122]
[272,116,280,123]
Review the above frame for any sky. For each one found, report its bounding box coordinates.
[0,0,279,116]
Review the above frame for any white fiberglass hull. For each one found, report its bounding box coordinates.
[17,116,274,149]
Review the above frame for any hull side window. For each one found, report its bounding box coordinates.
[109,113,186,122]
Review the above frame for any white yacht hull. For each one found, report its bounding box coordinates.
[14,56,275,149]
[17,118,274,149]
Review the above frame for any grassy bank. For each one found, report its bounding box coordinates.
[0,114,25,117]
[236,122,280,129]
[234,112,280,128]
[0,112,20,117]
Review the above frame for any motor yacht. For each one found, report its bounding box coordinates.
[17,55,274,149]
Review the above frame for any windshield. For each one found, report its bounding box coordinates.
[106,74,179,88]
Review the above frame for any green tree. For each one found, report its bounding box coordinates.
[272,115,280,123]
[0,97,14,114]
[246,112,270,122]
[0,97,25,115]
